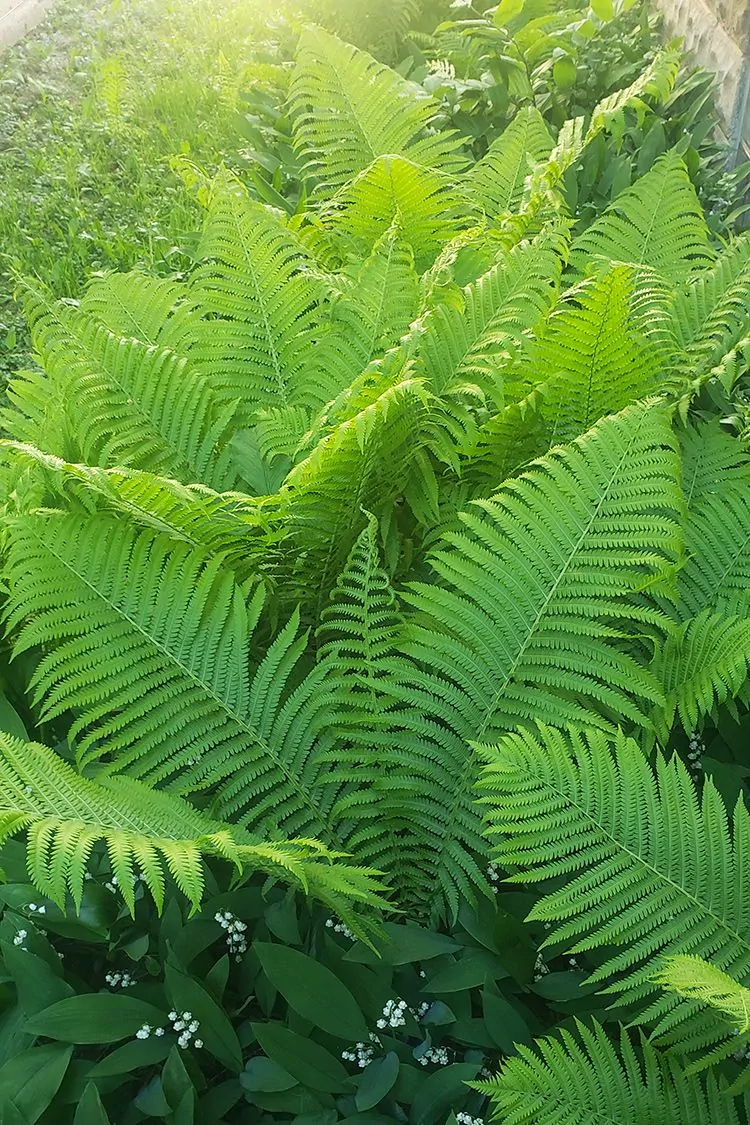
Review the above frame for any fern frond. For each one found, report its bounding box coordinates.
[79,270,193,345]
[671,234,750,376]
[9,299,238,491]
[181,171,330,416]
[479,724,750,1055]
[0,732,386,922]
[587,44,681,135]
[288,26,464,196]
[655,955,750,1037]
[310,225,419,400]
[281,376,430,608]
[1,442,273,584]
[678,423,750,617]
[2,515,340,840]
[465,107,553,218]
[475,1019,742,1125]
[383,402,681,917]
[650,611,750,740]
[415,233,562,399]
[326,155,466,272]
[532,265,667,446]
[462,387,549,491]
[569,152,715,282]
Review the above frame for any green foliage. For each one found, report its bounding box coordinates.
[2,9,750,1124]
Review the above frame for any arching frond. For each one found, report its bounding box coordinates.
[9,300,239,491]
[310,225,419,400]
[383,402,681,917]
[79,271,193,346]
[671,234,750,377]
[326,155,466,272]
[654,955,750,1037]
[465,107,553,218]
[531,265,667,446]
[1,442,273,584]
[650,611,750,740]
[179,171,330,416]
[280,376,430,609]
[288,26,464,196]
[0,732,386,927]
[462,387,549,491]
[475,1020,742,1125]
[2,515,340,840]
[414,233,562,399]
[677,424,750,618]
[569,152,714,282]
[479,724,750,1057]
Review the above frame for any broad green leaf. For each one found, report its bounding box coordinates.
[355,1052,399,1111]
[0,1043,72,1124]
[422,951,508,993]
[135,1076,172,1116]
[0,695,27,741]
[345,923,461,965]
[481,990,532,1053]
[163,1046,194,1109]
[410,1063,481,1125]
[74,1082,111,1125]
[25,994,165,1044]
[553,58,577,89]
[241,1057,299,1093]
[1,944,74,1018]
[87,1036,171,1077]
[591,0,615,18]
[530,971,593,1001]
[251,1023,348,1093]
[255,942,368,1041]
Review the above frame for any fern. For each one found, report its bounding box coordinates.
[2,514,342,839]
[531,265,668,446]
[671,234,750,378]
[650,611,750,740]
[0,731,386,929]
[310,225,419,399]
[475,1019,743,1125]
[288,26,464,196]
[179,171,330,416]
[379,401,682,915]
[465,107,553,218]
[569,151,715,282]
[655,955,750,1037]
[326,155,466,272]
[7,299,239,491]
[479,724,750,1056]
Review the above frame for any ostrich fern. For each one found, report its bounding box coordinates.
[2,27,750,951]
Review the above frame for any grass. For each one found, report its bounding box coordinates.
[0,0,287,380]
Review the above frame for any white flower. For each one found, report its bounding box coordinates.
[376,1019,386,1029]
[168,1011,177,1020]
[155,1027,165,1037]
[194,1039,203,1049]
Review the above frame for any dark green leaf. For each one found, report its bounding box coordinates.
[346,924,460,966]
[26,995,165,1044]
[251,1023,349,1093]
[481,990,531,1053]
[241,1057,298,1093]
[163,1046,194,1109]
[255,943,367,1041]
[1,944,74,1018]
[74,1082,111,1125]
[410,1063,480,1125]
[265,897,301,945]
[0,1044,72,1124]
[87,1036,171,1077]
[135,1075,172,1116]
[0,694,27,741]
[421,1002,456,1027]
[355,1052,399,1111]
[531,971,591,1001]
[422,951,508,993]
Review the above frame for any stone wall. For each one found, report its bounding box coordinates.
[655,0,750,162]
[0,0,53,46]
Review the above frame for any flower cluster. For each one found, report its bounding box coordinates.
[27,903,46,915]
[105,970,135,989]
[13,929,27,947]
[325,916,355,940]
[169,1010,203,1049]
[214,910,248,960]
[418,1044,450,1066]
[456,1113,484,1125]
[687,731,705,773]
[135,1023,165,1040]
[377,998,408,1029]
[341,1034,381,1068]
[487,864,501,894]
